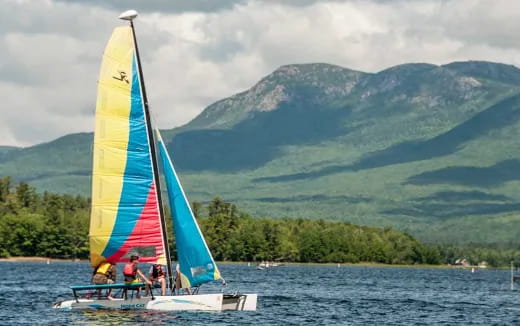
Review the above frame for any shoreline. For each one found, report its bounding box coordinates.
[0,257,495,269]
[0,256,85,262]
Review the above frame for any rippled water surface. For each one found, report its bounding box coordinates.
[1,262,519,325]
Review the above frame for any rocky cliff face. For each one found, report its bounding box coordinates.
[187,63,366,129]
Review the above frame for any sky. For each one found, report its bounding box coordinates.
[1,0,520,147]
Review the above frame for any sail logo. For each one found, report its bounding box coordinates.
[113,70,129,84]
[191,265,210,277]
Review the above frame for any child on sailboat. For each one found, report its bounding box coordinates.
[146,264,167,296]
[91,261,116,300]
[123,255,152,298]
[174,263,192,295]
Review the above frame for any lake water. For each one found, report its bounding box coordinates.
[0,262,519,325]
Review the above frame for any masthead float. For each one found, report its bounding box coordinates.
[53,10,257,311]
[118,10,138,21]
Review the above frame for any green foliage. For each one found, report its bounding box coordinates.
[16,182,37,208]
[0,176,11,202]
[198,199,444,264]
[0,180,518,267]
[0,177,89,259]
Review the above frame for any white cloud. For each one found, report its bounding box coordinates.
[1,0,520,146]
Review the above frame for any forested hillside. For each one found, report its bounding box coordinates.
[1,178,519,267]
[1,61,520,244]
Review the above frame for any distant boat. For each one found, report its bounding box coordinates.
[257,261,283,269]
[53,9,256,311]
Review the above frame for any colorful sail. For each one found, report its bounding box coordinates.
[156,130,221,288]
[89,26,166,267]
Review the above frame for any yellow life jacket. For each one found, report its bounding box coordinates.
[96,262,111,275]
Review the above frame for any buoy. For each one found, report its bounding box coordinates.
[46,259,50,265]
[471,267,475,273]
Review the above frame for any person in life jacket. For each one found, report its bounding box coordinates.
[91,261,116,300]
[146,264,167,296]
[123,255,152,298]
[174,263,192,295]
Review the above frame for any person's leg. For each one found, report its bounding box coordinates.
[175,274,181,295]
[106,279,114,299]
[92,274,107,299]
[135,278,142,299]
[160,278,166,295]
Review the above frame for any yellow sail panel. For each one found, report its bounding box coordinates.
[90,26,134,267]
[90,25,166,268]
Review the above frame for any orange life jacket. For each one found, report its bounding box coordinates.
[123,263,136,276]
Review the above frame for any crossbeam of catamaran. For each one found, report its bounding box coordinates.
[53,10,256,312]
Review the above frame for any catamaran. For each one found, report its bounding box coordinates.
[53,10,257,311]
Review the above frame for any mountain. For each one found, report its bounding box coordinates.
[0,133,93,194]
[0,146,19,155]
[2,60,520,245]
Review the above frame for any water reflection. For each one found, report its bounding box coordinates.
[73,309,181,325]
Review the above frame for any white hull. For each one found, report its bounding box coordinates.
[53,293,257,311]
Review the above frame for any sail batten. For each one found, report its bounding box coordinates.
[156,131,221,288]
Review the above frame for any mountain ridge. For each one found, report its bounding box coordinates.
[2,60,520,245]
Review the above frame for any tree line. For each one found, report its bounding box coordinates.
[1,177,519,267]
[0,177,89,258]
[197,198,439,264]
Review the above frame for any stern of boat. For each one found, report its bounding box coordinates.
[222,293,257,311]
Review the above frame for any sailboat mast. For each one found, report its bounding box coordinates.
[129,19,174,290]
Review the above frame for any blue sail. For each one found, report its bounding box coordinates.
[156,130,221,288]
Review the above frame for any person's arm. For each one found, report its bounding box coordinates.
[137,268,152,284]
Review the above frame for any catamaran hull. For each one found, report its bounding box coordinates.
[53,293,257,311]
[222,294,257,310]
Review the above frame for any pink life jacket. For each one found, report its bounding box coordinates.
[123,263,136,276]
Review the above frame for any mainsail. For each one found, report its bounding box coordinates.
[89,26,167,267]
[89,17,219,289]
[156,130,222,288]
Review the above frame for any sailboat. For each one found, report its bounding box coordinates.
[53,10,257,311]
